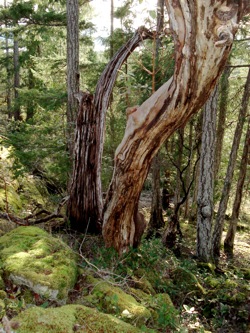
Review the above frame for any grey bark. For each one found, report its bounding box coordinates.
[13,34,21,121]
[214,67,230,177]
[196,86,218,262]
[211,67,250,261]
[66,0,79,159]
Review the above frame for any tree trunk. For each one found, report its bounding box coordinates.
[103,0,245,254]
[224,116,250,257]
[196,86,218,263]
[66,0,79,159]
[211,67,250,261]
[147,0,165,238]
[4,0,11,119]
[67,27,153,233]
[174,128,184,208]
[13,34,21,121]
[214,67,230,178]
[147,153,165,238]
[184,120,194,218]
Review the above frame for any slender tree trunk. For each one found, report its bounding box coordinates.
[190,114,203,220]
[147,0,165,237]
[4,0,11,119]
[196,86,218,262]
[174,128,184,208]
[67,27,153,233]
[66,0,79,159]
[147,153,165,238]
[103,0,244,254]
[13,34,21,121]
[224,117,250,257]
[110,0,114,59]
[211,68,250,261]
[184,120,194,218]
[214,67,230,177]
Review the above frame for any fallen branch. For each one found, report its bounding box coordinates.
[0,196,68,227]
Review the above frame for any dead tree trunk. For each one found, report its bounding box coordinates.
[67,27,153,233]
[103,1,248,254]
[224,116,250,257]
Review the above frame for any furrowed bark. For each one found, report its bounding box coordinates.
[103,0,245,254]
[196,86,218,263]
[67,27,153,233]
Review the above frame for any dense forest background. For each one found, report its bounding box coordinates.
[0,1,249,332]
[0,0,249,254]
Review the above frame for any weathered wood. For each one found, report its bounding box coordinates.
[67,27,153,233]
[103,1,247,254]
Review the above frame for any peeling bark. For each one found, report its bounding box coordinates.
[103,0,246,254]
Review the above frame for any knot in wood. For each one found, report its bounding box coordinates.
[215,5,238,22]
[201,205,211,218]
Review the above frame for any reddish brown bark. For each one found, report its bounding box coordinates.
[103,1,249,254]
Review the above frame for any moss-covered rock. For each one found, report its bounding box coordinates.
[0,219,16,236]
[6,304,144,333]
[82,275,151,325]
[171,267,206,295]
[0,226,78,302]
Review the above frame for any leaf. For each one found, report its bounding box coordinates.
[40,301,49,308]
[148,10,156,20]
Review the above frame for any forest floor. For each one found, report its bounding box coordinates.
[0,191,249,333]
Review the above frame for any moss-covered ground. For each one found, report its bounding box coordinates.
[0,145,249,332]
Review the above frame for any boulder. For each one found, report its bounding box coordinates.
[0,226,78,302]
[81,275,151,326]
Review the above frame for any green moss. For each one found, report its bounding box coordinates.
[0,291,6,299]
[205,276,221,288]
[0,275,4,290]
[7,304,143,333]
[172,267,206,295]
[223,279,238,289]
[0,299,5,319]
[0,187,23,212]
[0,226,78,301]
[83,275,151,325]
[197,262,216,275]
[133,269,156,295]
